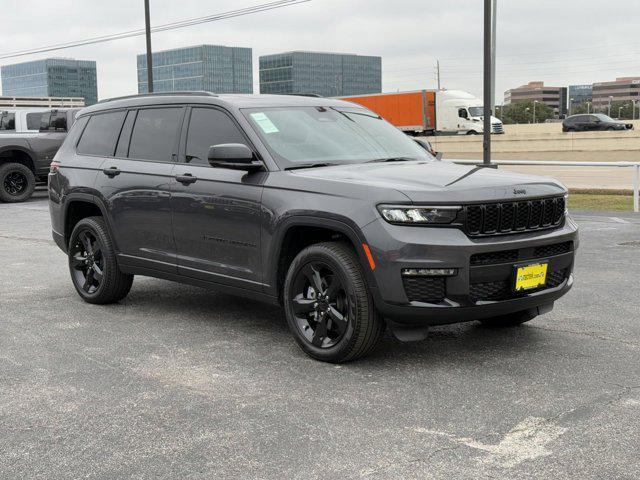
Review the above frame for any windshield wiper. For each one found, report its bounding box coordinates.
[285,162,334,171]
[367,156,417,163]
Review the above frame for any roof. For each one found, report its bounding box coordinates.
[79,92,356,116]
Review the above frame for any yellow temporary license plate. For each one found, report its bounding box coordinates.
[515,263,548,291]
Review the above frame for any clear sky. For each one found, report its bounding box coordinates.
[1,0,638,103]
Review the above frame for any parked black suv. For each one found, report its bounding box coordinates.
[562,113,633,132]
[49,92,578,362]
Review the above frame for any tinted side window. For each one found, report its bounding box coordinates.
[77,111,127,157]
[128,108,182,161]
[26,112,43,130]
[185,108,248,165]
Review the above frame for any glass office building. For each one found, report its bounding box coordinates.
[1,58,98,105]
[259,51,382,97]
[137,45,253,94]
[568,84,593,105]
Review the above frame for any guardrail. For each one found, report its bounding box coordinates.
[447,159,640,213]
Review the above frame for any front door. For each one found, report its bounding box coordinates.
[95,107,184,273]
[171,106,265,291]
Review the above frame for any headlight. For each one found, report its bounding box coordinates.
[378,205,460,224]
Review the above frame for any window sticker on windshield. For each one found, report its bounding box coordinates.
[250,112,279,134]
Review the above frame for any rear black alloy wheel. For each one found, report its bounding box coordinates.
[70,229,105,295]
[290,261,350,349]
[68,216,133,304]
[0,162,36,203]
[283,242,384,363]
[4,171,27,196]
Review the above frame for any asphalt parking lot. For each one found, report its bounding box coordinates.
[1,189,639,479]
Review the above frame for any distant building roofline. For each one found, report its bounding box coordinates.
[260,50,381,58]
[136,44,252,56]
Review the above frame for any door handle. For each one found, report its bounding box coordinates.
[102,167,121,178]
[176,173,197,185]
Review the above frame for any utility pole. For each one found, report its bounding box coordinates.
[608,96,613,117]
[490,0,497,115]
[533,100,537,123]
[482,0,492,166]
[144,0,154,93]
[436,60,441,90]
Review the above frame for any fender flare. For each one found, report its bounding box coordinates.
[265,214,380,299]
[62,192,118,251]
[0,144,36,170]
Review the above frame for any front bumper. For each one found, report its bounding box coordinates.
[362,215,578,325]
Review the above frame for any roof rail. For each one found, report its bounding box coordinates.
[275,93,323,98]
[97,91,218,104]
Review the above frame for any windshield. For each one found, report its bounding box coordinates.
[468,107,485,117]
[242,106,433,167]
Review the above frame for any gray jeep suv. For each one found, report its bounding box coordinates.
[48,92,578,363]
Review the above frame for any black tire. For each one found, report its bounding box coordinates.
[466,130,478,135]
[479,309,537,328]
[283,242,384,363]
[0,162,36,203]
[68,216,133,304]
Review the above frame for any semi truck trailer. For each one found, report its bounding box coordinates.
[339,89,504,136]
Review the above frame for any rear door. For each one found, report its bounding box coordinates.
[171,106,264,290]
[95,106,184,273]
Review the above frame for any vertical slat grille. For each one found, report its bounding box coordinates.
[514,202,529,230]
[500,203,515,232]
[483,204,500,233]
[464,196,565,237]
[529,201,543,228]
[542,198,556,226]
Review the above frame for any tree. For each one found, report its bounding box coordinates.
[499,100,554,124]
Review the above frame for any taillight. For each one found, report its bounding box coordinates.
[50,161,61,173]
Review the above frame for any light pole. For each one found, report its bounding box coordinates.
[525,107,530,124]
[533,100,538,123]
[608,96,613,117]
[587,101,591,114]
[618,106,623,119]
[569,97,574,116]
[482,0,492,166]
[144,0,154,93]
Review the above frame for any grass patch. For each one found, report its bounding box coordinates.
[568,193,634,211]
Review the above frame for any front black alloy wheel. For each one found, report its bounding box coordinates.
[290,261,350,349]
[68,216,133,304]
[283,242,384,363]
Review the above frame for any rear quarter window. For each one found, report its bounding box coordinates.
[76,111,127,157]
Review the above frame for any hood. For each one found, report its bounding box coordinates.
[290,160,565,203]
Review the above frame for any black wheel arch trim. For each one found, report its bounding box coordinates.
[0,145,37,171]
[265,214,381,300]
[61,192,119,253]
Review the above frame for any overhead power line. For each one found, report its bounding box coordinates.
[0,0,310,61]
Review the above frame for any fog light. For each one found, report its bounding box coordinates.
[402,268,457,277]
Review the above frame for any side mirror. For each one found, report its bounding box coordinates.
[208,143,263,171]
[413,138,441,159]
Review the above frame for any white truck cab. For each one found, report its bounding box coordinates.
[435,90,504,135]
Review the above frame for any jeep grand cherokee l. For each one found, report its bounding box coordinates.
[48,92,578,363]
